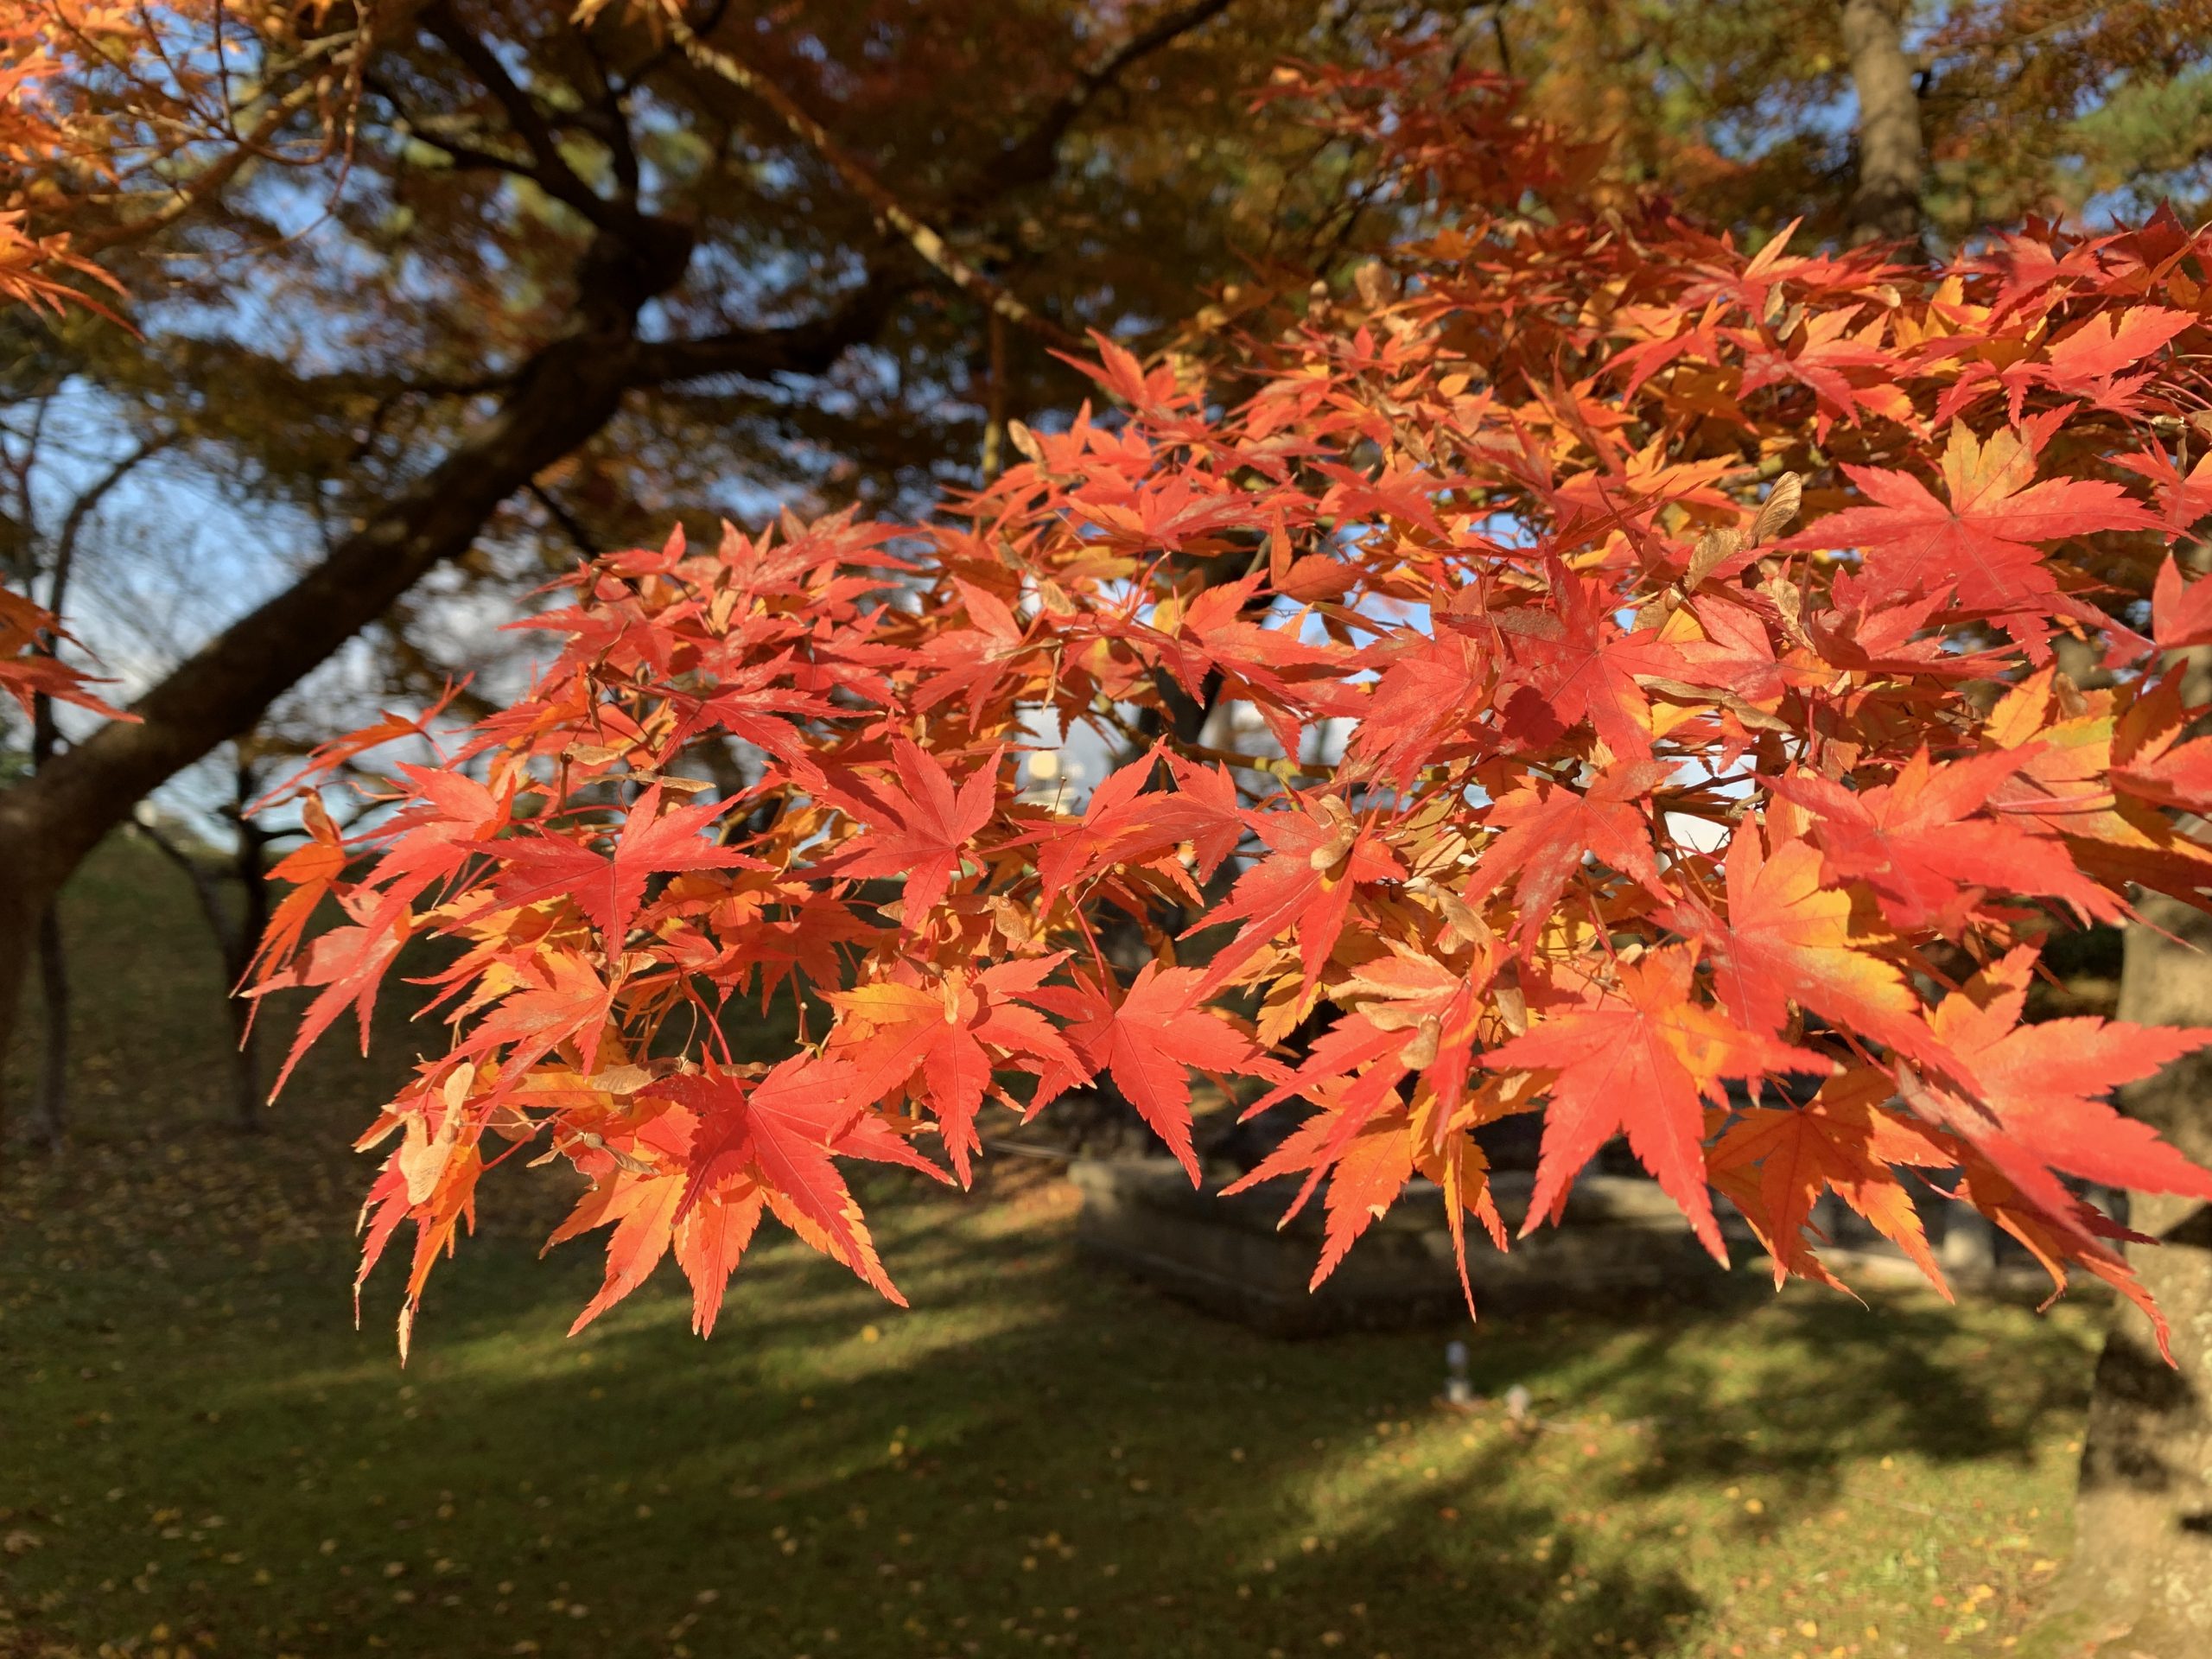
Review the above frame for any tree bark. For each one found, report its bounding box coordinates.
[137,804,267,1134]
[1840,0,1926,249]
[0,219,688,1116]
[33,901,67,1149]
[2049,893,2212,1652]
[229,799,270,1135]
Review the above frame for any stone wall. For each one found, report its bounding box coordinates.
[1070,1159,1749,1336]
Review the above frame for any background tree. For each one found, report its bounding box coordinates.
[1491,1,2212,248]
[0,0,1439,1110]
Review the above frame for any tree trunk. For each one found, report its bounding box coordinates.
[33,900,67,1150]
[2048,892,2212,1651]
[0,221,689,1126]
[1840,0,1926,249]
[29,689,67,1153]
[228,766,270,1134]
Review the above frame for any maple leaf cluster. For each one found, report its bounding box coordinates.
[0,586,126,724]
[254,60,2212,1358]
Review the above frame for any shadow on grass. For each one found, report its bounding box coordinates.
[1519,1282,2090,1529]
[4,1171,1708,1659]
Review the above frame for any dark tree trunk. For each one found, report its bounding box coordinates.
[229,878,269,1132]
[29,691,67,1153]
[1840,0,1926,249]
[2047,893,2212,1651]
[0,219,690,1125]
[33,901,67,1150]
[227,761,270,1133]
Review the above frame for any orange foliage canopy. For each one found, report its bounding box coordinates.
[251,61,2212,1358]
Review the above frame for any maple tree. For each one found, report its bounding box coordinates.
[229,53,2212,1386]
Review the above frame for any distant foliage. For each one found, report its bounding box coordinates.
[255,61,2212,1357]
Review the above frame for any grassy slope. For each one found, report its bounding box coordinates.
[1,840,2105,1659]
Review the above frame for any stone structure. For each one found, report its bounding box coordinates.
[1070,1159,1751,1336]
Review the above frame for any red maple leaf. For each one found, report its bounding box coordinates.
[644,1054,945,1317]
[1794,423,2158,623]
[454,951,619,1083]
[1225,1100,1507,1303]
[253,892,412,1095]
[820,741,1001,919]
[823,959,1083,1183]
[2118,450,2212,542]
[1190,794,1403,996]
[1707,1067,1955,1293]
[1766,747,2121,933]
[2152,553,2212,651]
[665,656,842,784]
[252,793,352,982]
[553,1169,689,1337]
[1902,948,2212,1251]
[912,575,1034,718]
[1666,825,1949,1071]
[2003,305,2194,416]
[1491,569,1687,762]
[1347,626,1493,784]
[479,785,760,942]
[1469,760,1669,946]
[1028,963,1274,1181]
[672,1185,767,1338]
[1484,945,1829,1262]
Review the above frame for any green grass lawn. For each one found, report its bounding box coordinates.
[0,840,2107,1658]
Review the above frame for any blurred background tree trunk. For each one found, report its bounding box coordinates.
[2050,893,2212,1650]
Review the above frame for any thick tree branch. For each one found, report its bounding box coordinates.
[627,271,911,387]
[957,0,1238,208]
[655,3,1079,353]
[418,3,625,232]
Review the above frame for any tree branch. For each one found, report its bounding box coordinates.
[74,33,364,257]
[529,481,602,557]
[627,270,912,387]
[33,431,175,767]
[957,0,1238,208]
[655,3,1080,353]
[133,810,241,962]
[418,2,625,232]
